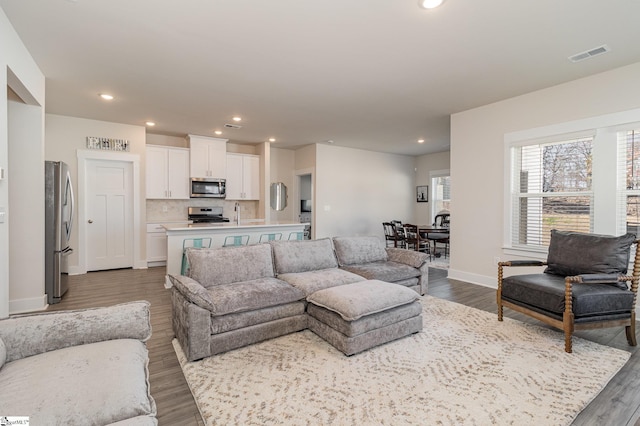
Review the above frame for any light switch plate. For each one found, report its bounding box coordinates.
[0,207,6,223]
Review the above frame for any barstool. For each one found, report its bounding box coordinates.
[288,231,305,240]
[259,233,282,243]
[181,237,212,275]
[223,235,250,247]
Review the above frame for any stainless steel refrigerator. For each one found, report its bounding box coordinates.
[45,160,74,304]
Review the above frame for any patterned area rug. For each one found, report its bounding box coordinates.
[173,296,630,425]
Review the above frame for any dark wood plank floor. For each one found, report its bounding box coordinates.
[47,267,640,426]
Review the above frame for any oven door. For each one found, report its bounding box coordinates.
[191,178,226,198]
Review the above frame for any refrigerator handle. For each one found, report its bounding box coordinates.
[66,171,75,240]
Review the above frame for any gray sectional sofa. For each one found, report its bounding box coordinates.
[170,236,429,361]
[0,302,157,425]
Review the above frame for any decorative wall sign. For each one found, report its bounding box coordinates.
[86,136,130,151]
[416,185,429,202]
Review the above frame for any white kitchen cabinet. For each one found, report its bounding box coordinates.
[146,223,168,264]
[146,145,190,199]
[188,135,228,178]
[226,153,260,200]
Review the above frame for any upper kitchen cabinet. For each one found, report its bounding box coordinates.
[146,145,190,199]
[188,135,228,178]
[226,153,260,200]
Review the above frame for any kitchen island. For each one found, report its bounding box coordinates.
[163,221,306,278]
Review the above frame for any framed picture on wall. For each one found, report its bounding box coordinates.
[416,185,428,203]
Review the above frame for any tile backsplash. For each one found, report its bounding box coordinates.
[146,199,258,223]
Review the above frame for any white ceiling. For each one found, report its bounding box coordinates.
[3,0,640,156]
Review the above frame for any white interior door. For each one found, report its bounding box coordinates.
[86,159,133,271]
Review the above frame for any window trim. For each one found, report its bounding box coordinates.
[503,107,640,257]
[430,169,450,221]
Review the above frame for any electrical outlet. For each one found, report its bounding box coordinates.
[493,256,501,266]
[162,205,168,213]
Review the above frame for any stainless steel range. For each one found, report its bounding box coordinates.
[188,206,230,224]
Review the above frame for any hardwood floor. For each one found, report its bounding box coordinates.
[47,267,640,426]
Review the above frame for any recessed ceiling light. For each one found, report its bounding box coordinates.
[232,116,242,122]
[145,121,155,127]
[99,93,114,100]
[418,139,425,144]
[214,130,222,135]
[418,0,445,9]
[268,138,276,142]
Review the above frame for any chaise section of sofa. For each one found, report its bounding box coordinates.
[170,243,307,361]
[270,238,366,296]
[0,301,157,425]
[332,236,429,295]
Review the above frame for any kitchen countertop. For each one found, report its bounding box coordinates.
[163,220,303,232]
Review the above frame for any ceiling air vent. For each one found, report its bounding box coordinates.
[568,45,610,63]
[224,123,242,129]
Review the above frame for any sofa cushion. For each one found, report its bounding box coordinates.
[502,273,635,317]
[210,302,306,334]
[0,302,151,363]
[0,339,156,425]
[187,243,275,288]
[278,269,365,296]
[340,261,421,283]
[307,280,420,321]
[271,238,338,274]
[205,278,305,316]
[332,236,388,266]
[545,230,636,276]
[386,247,429,268]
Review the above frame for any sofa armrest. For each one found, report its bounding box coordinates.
[168,274,215,312]
[0,301,151,363]
[386,247,429,268]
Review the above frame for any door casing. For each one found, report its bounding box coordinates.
[76,150,143,274]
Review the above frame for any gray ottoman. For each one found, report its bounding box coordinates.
[306,280,423,355]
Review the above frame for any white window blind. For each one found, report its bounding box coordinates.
[511,137,594,249]
[619,129,640,237]
[431,175,450,216]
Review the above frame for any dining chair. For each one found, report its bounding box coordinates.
[427,213,450,258]
[403,224,430,254]
[383,222,398,247]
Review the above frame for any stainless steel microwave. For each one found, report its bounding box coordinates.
[190,178,226,198]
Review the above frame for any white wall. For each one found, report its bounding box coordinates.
[414,151,450,225]
[450,61,640,288]
[1,7,45,316]
[270,147,296,222]
[45,114,147,272]
[315,144,415,239]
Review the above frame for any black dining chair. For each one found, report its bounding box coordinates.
[427,213,450,258]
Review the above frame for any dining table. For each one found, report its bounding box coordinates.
[415,225,450,256]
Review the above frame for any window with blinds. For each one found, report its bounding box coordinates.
[511,137,594,249]
[431,175,450,216]
[621,129,640,236]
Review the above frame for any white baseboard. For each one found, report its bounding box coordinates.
[9,294,47,314]
[447,269,496,289]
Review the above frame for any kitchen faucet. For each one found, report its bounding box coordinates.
[234,202,240,225]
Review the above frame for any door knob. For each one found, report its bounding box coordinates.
[88,219,93,223]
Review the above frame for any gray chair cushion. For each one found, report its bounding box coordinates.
[186,243,275,288]
[545,230,636,276]
[340,261,421,282]
[502,273,635,318]
[205,278,305,316]
[0,339,156,425]
[332,236,388,266]
[307,280,419,321]
[271,238,338,274]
